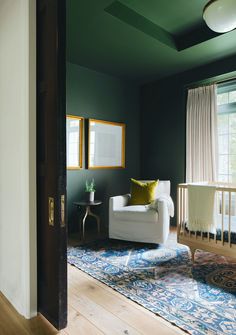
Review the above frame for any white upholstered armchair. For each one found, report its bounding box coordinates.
[109,180,172,244]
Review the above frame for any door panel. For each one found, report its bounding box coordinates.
[37,0,67,329]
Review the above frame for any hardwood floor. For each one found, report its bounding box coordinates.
[0,292,61,335]
[0,263,185,335]
[66,264,185,335]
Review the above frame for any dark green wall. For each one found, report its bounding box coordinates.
[66,63,140,233]
[140,54,236,224]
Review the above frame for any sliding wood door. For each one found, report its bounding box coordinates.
[37,0,67,329]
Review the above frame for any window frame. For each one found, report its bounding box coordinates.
[217,81,236,183]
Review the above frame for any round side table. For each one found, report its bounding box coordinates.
[73,200,102,240]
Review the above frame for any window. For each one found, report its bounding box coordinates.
[217,81,236,182]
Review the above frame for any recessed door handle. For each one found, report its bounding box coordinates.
[49,197,54,226]
[61,195,65,227]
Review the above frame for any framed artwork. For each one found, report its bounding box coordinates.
[66,115,83,169]
[88,119,125,169]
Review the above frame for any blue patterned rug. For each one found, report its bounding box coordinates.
[67,237,236,335]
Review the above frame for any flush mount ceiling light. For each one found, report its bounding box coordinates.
[203,0,236,33]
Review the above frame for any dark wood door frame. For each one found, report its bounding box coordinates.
[37,0,67,329]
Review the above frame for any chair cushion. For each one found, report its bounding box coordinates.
[129,178,158,205]
[113,205,158,223]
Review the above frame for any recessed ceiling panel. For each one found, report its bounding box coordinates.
[67,0,236,83]
[105,0,222,50]
[120,0,208,36]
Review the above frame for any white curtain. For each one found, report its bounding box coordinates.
[186,84,218,182]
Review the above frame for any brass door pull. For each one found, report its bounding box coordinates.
[61,195,65,227]
[49,197,54,226]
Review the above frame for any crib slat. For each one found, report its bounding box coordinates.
[221,191,224,245]
[182,188,185,236]
[214,191,217,244]
[229,191,231,247]
[180,187,183,234]
[186,186,191,237]
[181,187,184,234]
[177,187,180,236]
[185,188,188,234]
[183,188,185,230]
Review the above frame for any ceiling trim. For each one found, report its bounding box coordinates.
[105,1,177,50]
[105,1,225,52]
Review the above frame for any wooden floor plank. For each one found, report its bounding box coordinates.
[64,305,104,335]
[69,265,184,335]
[69,291,142,335]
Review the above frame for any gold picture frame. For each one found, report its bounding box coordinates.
[66,115,84,169]
[88,119,125,169]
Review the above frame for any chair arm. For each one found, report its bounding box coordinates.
[109,194,130,211]
[157,199,170,227]
[153,194,174,218]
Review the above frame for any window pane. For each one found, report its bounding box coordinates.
[229,91,236,103]
[218,174,229,182]
[217,93,228,105]
[229,155,236,178]
[219,134,229,154]
[219,155,228,174]
[231,174,236,183]
[229,133,236,154]
[229,113,236,133]
[218,114,228,134]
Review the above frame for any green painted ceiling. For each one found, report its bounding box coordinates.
[67,0,236,83]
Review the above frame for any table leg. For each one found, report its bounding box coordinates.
[88,207,100,234]
[81,206,89,240]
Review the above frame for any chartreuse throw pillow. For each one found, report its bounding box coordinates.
[129,178,158,205]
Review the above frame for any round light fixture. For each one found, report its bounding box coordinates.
[203,0,236,33]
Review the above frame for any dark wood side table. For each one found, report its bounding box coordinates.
[73,201,102,240]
